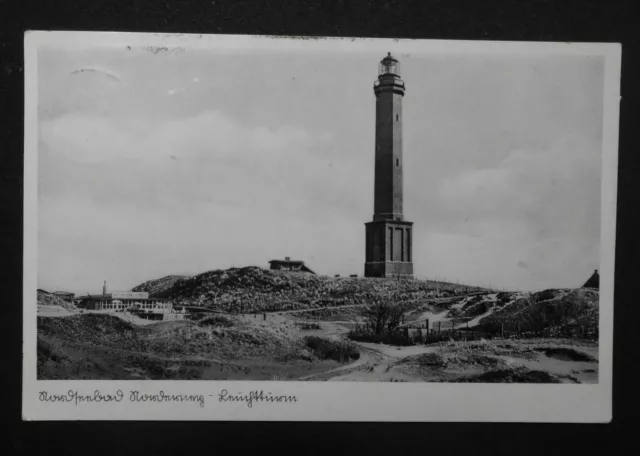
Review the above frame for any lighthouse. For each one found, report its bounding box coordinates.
[364,53,414,278]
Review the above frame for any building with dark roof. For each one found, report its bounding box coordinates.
[268,257,316,275]
[582,269,599,289]
[76,290,173,312]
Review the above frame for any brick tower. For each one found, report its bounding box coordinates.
[364,53,414,278]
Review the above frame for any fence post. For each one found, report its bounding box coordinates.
[501,323,504,339]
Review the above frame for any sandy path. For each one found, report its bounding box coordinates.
[37,306,162,326]
[465,308,495,327]
[277,304,367,315]
[298,347,381,380]
[287,310,598,383]
[296,320,385,380]
[295,317,440,381]
[304,340,441,382]
[351,341,440,359]
[37,305,79,317]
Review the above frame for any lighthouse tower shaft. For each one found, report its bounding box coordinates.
[373,78,404,221]
[364,53,414,278]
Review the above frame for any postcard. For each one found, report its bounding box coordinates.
[23,31,620,421]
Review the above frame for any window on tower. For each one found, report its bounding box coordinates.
[396,158,399,167]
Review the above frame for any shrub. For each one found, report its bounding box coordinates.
[300,322,321,330]
[347,329,414,346]
[198,314,235,327]
[478,289,598,339]
[464,301,490,317]
[361,302,407,336]
[303,336,359,362]
[457,366,561,383]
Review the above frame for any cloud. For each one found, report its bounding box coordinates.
[38,110,369,292]
[40,110,334,166]
[419,230,597,291]
[167,87,185,96]
[39,114,601,292]
[423,135,601,289]
[437,135,600,239]
[39,109,347,228]
[36,49,605,292]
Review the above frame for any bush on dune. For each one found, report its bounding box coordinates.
[456,366,561,383]
[303,336,359,362]
[477,289,599,337]
[198,314,235,327]
[37,290,77,311]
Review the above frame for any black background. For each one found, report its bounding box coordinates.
[2,0,638,454]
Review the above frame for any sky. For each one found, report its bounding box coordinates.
[37,42,605,294]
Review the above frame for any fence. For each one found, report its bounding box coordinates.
[394,328,484,345]
[411,275,520,294]
[293,316,321,330]
[391,316,597,346]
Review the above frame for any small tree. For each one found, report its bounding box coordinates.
[363,302,406,337]
[386,304,405,335]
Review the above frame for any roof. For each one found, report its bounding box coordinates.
[268,259,316,275]
[53,291,75,295]
[582,270,599,289]
[301,265,316,275]
[77,294,169,301]
[269,259,305,265]
[81,294,113,300]
[382,52,398,62]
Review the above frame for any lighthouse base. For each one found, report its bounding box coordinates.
[364,220,414,278]
[364,261,413,278]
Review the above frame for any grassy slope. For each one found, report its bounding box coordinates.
[131,275,189,298]
[476,288,599,336]
[37,313,340,380]
[393,338,598,383]
[37,290,77,311]
[133,266,489,314]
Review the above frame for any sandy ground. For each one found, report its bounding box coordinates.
[196,312,600,383]
[37,305,79,317]
[296,319,445,382]
[37,305,161,325]
[37,302,599,383]
[280,315,599,383]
